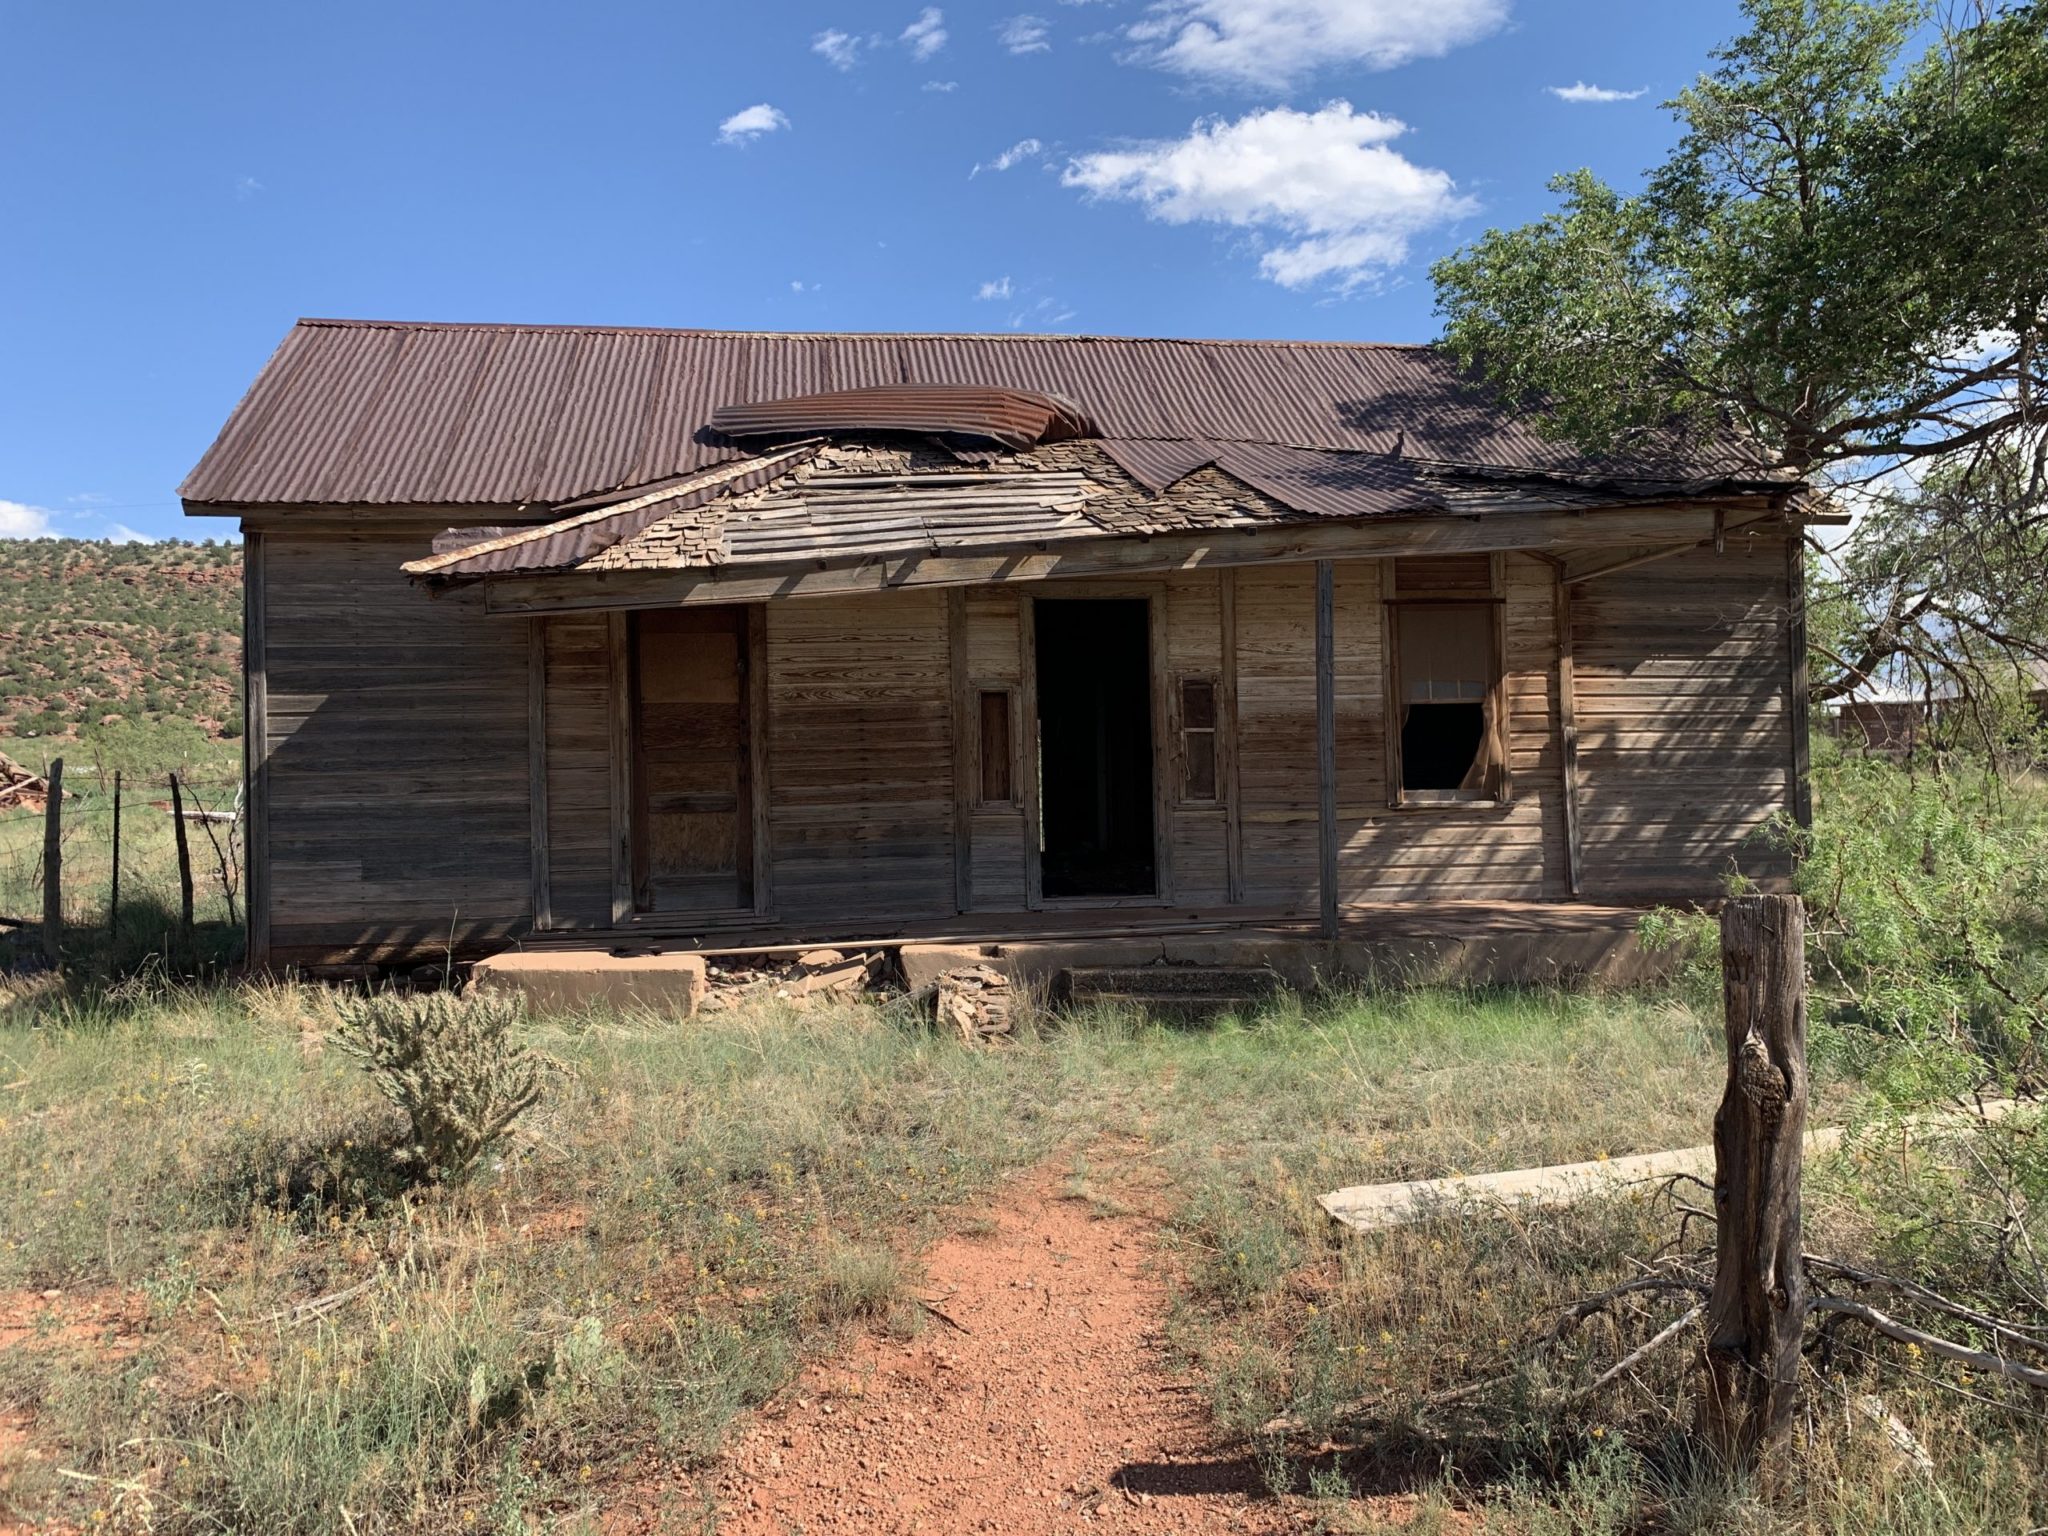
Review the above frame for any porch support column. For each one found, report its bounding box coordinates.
[1315,560,1338,939]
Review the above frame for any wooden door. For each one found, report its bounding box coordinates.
[632,607,752,912]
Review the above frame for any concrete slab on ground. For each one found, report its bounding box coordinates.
[1320,1099,2029,1233]
[899,925,1668,997]
[472,950,708,1016]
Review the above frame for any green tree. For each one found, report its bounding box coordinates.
[1435,0,2045,475]
[1433,0,2048,701]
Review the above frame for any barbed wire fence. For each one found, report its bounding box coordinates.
[0,754,245,971]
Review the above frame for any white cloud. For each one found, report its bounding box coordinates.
[1548,81,1646,103]
[1008,294,1077,329]
[1126,0,1507,89]
[1063,101,1473,290]
[971,136,1043,177]
[103,524,154,545]
[902,8,949,60]
[999,14,1052,52]
[923,78,960,91]
[0,500,56,538]
[717,104,791,146]
[812,28,866,69]
[977,276,1015,300]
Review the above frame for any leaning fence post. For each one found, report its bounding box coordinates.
[170,772,196,943]
[1701,892,1809,1470]
[107,769,122,946]
[41,757,63,967]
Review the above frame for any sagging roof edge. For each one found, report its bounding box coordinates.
[417,492,1808,598]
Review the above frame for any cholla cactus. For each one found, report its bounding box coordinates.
[332,989,543,1181]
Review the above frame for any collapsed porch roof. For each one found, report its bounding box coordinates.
[408,431,1810,600]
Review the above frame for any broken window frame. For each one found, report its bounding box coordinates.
[1175,674,1221,805]
[974,685,1019,807]
[1382,555,1512,809]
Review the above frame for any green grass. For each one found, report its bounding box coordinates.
[0,979,2041,1534]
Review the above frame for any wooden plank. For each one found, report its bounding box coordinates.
[749,604,773,915]
[482,505,1778,615]
[1380,560,1402,810]
[528,618,552,930]
[1316,559,1337,939]
[1150,585,1174,904]
[949,586,972,914]
[1220,569,1244,906]
[1018,595,1042,909]
[1555,572,1583,897]
[607,611,633,926]
[243,528,270,965]
[1786,536,1812,830]
[1490,550,1513,803]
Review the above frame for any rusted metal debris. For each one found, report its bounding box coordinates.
[709,384,1094,452]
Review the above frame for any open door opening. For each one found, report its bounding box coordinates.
[1034,597,1156,899]
[631,606,754,914]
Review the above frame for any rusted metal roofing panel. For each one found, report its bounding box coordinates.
[709,384,1091,450]
[182,319,1773,509]
[1095,438,1220,493]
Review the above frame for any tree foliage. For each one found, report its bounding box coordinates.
[1433,0,2047,475]
[1433,0,2048,706]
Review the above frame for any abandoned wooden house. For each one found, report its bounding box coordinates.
[182,318,1822,984]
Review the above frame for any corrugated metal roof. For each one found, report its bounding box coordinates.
[183,318,1768,510]
[709,384,1092,451]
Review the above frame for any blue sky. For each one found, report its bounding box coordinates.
[1,0,1745,543]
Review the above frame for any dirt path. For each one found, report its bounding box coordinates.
[697,1157,1289,1535]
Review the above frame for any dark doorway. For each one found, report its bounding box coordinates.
[1034,598,1156,899]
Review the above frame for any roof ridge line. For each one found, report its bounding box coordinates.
[291,317,1437,351]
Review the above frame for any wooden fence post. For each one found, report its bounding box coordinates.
[41,758,63,967]
[170,773,195,943]
[107,770,122,945]
[1702,892,1810,1469]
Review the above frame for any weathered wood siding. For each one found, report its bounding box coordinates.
[1165,573,1232,906]
[256,533,1794,962]
[1572,531,1796,901]
[260,529,530,960]
[539,615,615,927]
[962,587,1028,910]
[764,590,956,923]
[1233,564,1320,908]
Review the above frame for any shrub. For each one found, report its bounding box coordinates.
[332,990,543,1182]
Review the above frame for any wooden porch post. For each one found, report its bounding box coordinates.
[1315,560,1338,939]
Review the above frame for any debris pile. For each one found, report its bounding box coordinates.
[935,964,1014,1044]
[700,948,881,1010]
[0,753,57,813]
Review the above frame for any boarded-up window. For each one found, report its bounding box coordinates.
[978,689,1014,804]
[1179,677,1218,802]
[1394,603,1498,797]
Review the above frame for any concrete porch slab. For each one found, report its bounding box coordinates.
[472,949,709,1016]
[900,922,1670,997]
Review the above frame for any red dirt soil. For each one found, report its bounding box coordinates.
[615,1160,1292,1535]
